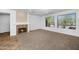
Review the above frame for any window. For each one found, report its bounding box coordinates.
[57,13,76,30]
[45,16,55,27]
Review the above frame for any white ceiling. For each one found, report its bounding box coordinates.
[25,9,69,16]
[15,9,70,16]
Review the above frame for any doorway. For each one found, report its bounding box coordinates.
[0,13,10,37]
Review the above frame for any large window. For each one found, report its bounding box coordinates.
[57,13,76,30]
[45,16,55,27]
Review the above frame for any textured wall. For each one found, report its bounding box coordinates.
[16,10,27,24]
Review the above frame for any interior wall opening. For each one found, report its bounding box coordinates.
[0,13,10,37]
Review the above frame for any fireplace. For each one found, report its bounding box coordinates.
[18,28,27,33]
[16,24,28,34]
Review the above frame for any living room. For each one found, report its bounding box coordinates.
[0,9,79,50]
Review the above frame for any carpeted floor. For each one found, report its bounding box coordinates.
[0,29,79,50]
[16,29,79,50]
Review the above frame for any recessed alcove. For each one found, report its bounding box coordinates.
[0,13,10,36]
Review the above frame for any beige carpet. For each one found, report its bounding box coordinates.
[0,30,79,50]
[16,29,79,50]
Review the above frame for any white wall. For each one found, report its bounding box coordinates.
[0,14,10,33]
[42,10,79,37]
[29,15,44,31]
